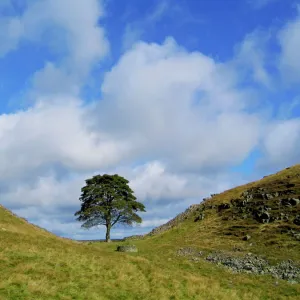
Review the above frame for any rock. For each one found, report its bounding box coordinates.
[255,210,271,223]
[290,198,300,206]
[218,203,231,211]
[243,235,251,241]
[194,213,205,222]
[294,215,300,226]
[281,198,300,207]
[265,193,274,200]
[116,245,138,253]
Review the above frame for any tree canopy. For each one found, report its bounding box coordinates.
[74,174,146,242]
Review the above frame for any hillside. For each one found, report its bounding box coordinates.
[148,165,300,241]
[138,164,300,284]
[1,165,300,299]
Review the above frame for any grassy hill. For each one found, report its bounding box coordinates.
[1,165,300,299]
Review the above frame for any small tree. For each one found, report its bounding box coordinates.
[74,174,146,242]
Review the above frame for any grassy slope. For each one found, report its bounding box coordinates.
[1,166,300,299]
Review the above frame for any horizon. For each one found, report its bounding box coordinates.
[0,0,300,241]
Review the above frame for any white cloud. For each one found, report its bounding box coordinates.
[261,118,300,168]
[96,38,261,172]
[0,98,132,181]
[278,8,300,84]
[129,161,188,201]
[0,0,109,96]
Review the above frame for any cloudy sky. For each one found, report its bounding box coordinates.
[0,0,299,240]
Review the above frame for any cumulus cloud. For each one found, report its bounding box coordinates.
[0,98,134,182]
[260,118,300,169]
[95,38,261,172]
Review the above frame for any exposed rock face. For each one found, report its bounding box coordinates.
[222,185,300,225]
[116,245,138,252]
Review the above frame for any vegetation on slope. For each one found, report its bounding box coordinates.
[1,165,300,299]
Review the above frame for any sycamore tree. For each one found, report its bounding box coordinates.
[75,174,146,242]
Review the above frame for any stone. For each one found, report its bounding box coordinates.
[116,245,138,253]
[281,198,299,206]
[243,235,251,241]
[265,194,274,200]
[194,213,205,222]
[290,198,300,206]
[294,216,300,226]
[218,203,231,211]
[255,210,271,223]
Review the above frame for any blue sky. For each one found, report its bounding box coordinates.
[0,0,300,240]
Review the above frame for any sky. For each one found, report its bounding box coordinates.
[0,0,300,240]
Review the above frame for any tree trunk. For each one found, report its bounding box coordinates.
[105,224,111,242]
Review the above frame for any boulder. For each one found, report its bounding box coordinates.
[116,245,138,253]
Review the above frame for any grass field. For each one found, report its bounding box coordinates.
[1,165,300,299]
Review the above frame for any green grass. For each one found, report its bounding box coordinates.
[1,165,300,299]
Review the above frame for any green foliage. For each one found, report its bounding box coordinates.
[74,174,145,241]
